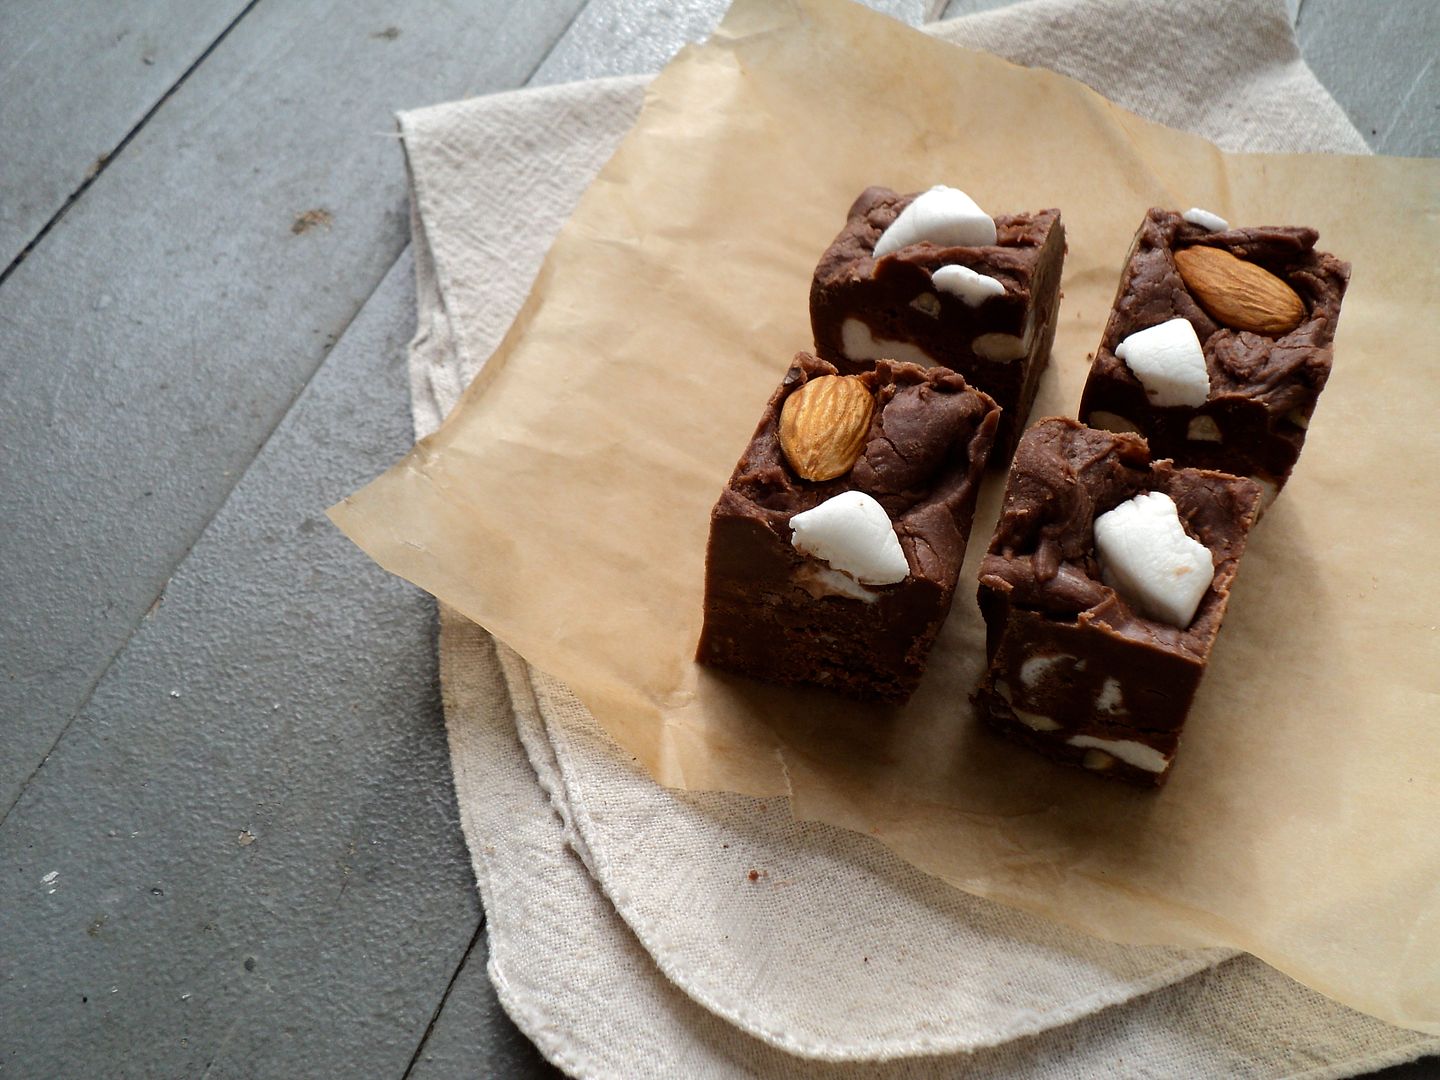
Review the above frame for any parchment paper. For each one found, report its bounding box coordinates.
[331,0,1440,1033]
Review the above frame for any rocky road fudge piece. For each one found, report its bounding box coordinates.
[1079,207,1349,502]
[697,352,999,703]
[975,417,1261,787]
[810,186,1065,460]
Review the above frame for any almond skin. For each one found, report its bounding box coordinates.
[779,375,874,481]
[1173,245,1305,336]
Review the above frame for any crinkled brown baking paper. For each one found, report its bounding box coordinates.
[331,0,1440,1033]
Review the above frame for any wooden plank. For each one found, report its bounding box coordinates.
[0,0,252,271]
[1296,0,1438,156]
[405,932,562,1079]
[0,0,586,817]
[0,255,491,1078]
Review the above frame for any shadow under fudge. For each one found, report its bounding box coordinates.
[975,418,1262,788]
[697,353,998,704]
[1079,208,1349,499]
[810,187,1065,461]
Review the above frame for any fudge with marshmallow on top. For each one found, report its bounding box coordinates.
[975,417,1261,787]
[810,185,1065,460]
[1078,207,1349,504]
[697,352,998,703]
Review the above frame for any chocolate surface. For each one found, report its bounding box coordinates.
[975,417,1261,786]
[1079,207,1349,494]
[810,187,1065,460]
[697,352,999,702]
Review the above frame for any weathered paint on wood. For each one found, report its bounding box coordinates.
[1296,0,1437,156]
[0,0,252,269]
[0,0,586,817]
[0,254,489,1078]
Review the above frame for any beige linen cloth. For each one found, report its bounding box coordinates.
[399,0,1439,1075]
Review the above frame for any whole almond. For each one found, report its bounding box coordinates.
[779,375,874,481]
[1173,245,1304,336]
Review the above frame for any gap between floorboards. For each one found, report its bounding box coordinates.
[0,0,266,290]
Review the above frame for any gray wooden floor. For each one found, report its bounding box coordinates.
[1,1,1434,1076]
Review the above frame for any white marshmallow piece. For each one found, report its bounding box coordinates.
[1094,491,1214,628]
[1016,708,1061,732]
[1095,677,1125,714]
[1114,318,1210,408]
[796,564,879,604]
[872,186,997,258]
[932,264,1005,307]
[790,491,908,586]
[1183,207,1229,232]
[1067,735,1169,773]
[840,317,936,368]
[972,333,1026,362]
[1019,654,1067,691]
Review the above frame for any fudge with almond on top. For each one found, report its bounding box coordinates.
[1078,207,1349,504]
[697,352,998,703]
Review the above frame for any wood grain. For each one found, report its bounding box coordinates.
[0,0,585,817]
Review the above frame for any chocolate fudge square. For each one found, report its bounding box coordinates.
[810,186,1065,460]
[975,418,1261,787]
[1079,207,1349,502]
[697,352,999,703]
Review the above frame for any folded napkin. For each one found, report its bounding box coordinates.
[400,1,1437,1075]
